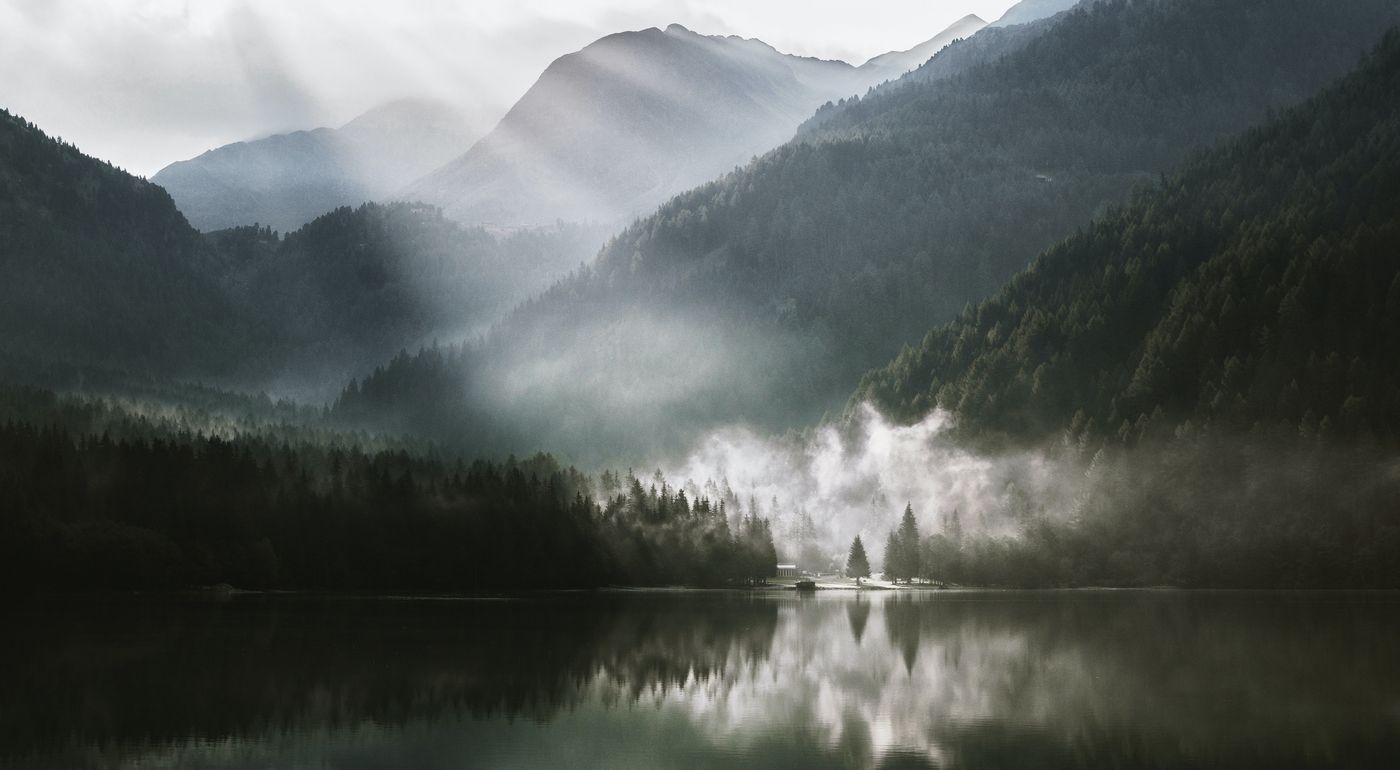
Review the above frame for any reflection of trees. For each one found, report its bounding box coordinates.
[862,592,1400,769]
[0,594,778,765]
[846,596,871,645]
[882,595,923,673]
[6,593,1400,769]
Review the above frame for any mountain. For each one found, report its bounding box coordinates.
[990,0,1084,28]
[400,19,989,229]
[856,28,1400,447]
[214,206,608,397]
[400,24,863,228]
[853,31,1400,588]
[152,99,480,233]
[338,0,1400,463]
[0,108,242,376]
[859,14,987,81]
[0,106,603,396]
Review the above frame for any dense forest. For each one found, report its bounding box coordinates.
[333,0,1400,461]
[857,28,1400,446]
[843,29,1400,589]
[0,386,777,592]
[0,110,242,376]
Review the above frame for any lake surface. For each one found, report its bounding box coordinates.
[3,590,1399,769]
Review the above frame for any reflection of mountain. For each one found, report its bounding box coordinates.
[8,593,1400,769]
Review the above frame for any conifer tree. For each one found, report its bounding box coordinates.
[846,535,871,583]
[883,530,901,584]
[897,504,922,583]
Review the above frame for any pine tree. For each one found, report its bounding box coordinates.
[883,530,900,584]
[846,535,871,583]
[897,504,921,584]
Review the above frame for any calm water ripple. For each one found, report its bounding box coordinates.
[3,590,1398,769]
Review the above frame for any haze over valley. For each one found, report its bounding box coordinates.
[8,1,1400,765]
[4,0,1400,577]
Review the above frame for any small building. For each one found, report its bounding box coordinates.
[776,563,801,578]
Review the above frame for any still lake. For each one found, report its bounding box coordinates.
[3,590,1399,769]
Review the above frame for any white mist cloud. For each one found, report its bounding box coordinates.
[662,404,1080,565]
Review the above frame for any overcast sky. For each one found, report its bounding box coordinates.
[0,0,1019,176]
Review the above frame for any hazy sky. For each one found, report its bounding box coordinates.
[0,0,1019,176]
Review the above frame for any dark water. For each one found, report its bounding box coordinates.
[3,591,1399,769]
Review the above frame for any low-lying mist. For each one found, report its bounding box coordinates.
[649,404,1400,586]
[655,403,1077,570]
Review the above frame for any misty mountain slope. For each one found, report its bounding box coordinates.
[400,18,990,230]
[216,204,608,397]
[991,0,1083,28]
[858,14,987,82]
[338,0,1400,464]
[153,99,478,233]
[856,28,1400,446]
[0,106,603,395]
[400,24,868,228]
[0,109,244,376]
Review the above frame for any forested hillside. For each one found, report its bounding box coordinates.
[839,31,1400,588]
[339,0,1400,462]
[214,204,607,396]
[0,385,778,591]
[0,109,603,397]
[0,109,245,377]
[857,29,1400,447]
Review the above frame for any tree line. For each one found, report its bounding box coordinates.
[0,385,776,592]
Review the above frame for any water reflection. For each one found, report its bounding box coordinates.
[3,591,1399,769]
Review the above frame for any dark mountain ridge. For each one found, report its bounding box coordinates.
[856,28,1400,448]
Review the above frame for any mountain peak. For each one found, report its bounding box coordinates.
[859,13,989,74]
[664,23,693,35]
[990,0,1081,28]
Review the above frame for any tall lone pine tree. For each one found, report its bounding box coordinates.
[846,535,871,583]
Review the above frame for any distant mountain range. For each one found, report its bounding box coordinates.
[860,14,988,79]
[400,19,992,228]
[990,0,1083,28]
[151,99,480,233]
[0,107,604,395]
[333,0,1400,463]
[149,3,1088,235]
[10,0,1400,469]
[156,16,995,233]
